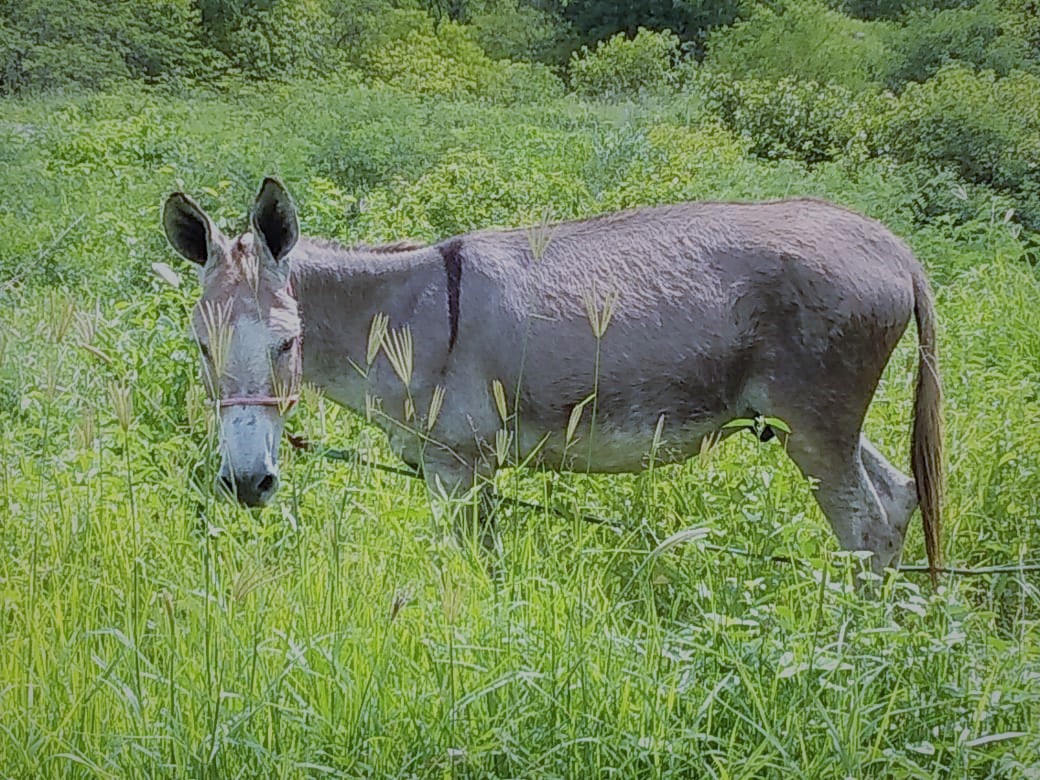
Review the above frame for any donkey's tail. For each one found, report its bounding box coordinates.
[911,267,944,585]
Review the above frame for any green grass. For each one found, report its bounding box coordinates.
[0,82,1038,778]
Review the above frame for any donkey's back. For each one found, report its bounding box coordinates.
[465,198,918,310]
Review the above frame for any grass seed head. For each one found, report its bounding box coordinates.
[441,581,465,625]
[367,312,389,367]
[427,384,446,430]
[74,308,97,346]
[382,325,413,388]
[526,206,558,263]
[107,380,133,432]
[650,413,666,460]
[270,359,300,415]
[491,379,509,424]
[197,299,235,392]
[495,428,512,467]
[46,291,77,344]
[390,586,414,622]
[242,250,261,294]
[75,408,96,450]
[186,384,206,431]
[566,395,594,445]
[365,392,380,423]
[582,282,619,339]
[698,430,722,467]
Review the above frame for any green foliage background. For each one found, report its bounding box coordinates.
[1,0,1039,777]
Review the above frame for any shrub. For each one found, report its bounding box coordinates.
[882,0,1035,89]
[838,0,976,20]
[355,149,593,239]
[879,65,1040,226]
[559,0,743,55]
[363,22,563,101]
[308,106,444,190]
[469,3,565,62]
[694,72,896,164]
[0,0,215,94]
[1003,0,1040,59]
[198,0,351,80]
[599,122,750,208]
[569,28,680,98]
[703,0,890,91]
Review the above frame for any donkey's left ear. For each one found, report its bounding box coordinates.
[251,177,299,264]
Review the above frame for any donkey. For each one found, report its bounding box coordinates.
[163,177,944,579]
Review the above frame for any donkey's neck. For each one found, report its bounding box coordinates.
[290,237,445,411]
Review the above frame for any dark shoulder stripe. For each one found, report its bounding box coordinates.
[439,238,463,352]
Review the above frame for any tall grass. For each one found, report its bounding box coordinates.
[0,83,1037,778]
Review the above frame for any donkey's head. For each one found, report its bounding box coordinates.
[163,178,301,507]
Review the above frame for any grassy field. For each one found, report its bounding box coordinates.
[1,82,1039,778]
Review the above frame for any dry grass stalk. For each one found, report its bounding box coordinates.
[491,379,509,424]
[107,380,133,432]
[427,385,446,430]
[525,207,558,262]
[197,299,235,383]
[495,428,512,467]
[382,325,413,388]
[581,282,619,339]
[367,312,389,367]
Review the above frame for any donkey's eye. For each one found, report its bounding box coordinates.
[276,338,294,355]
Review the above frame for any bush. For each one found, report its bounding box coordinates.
[308,100,445,190]
[838,0,976,21]
[355,148,593,239]
[569,28,680,97]
[1003,0,1040,59]
[363,22,563,101]
[879,65,1040,226]
[703,0,890,91]
[559,0,743,55]
[0,0,215,94]
[198,0,351,80]
[882,0,1035,89]
[469,3,566,62]
[694,72,895,164]
[598,122,750,208]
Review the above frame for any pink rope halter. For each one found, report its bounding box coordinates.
[219,395,299,410]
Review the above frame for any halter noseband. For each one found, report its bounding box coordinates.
[219,395,299,410]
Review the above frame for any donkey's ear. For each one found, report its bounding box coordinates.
[251,177,299,264]
[163,193,220,266]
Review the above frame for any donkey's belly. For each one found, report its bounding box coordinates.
[519,416,725,474]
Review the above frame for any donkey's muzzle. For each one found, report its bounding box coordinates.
[218,468,279,507]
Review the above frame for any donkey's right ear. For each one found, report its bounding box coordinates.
[163,192,221,265]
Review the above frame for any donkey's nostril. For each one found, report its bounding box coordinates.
[219,473,235,494]
[257,473,276,494]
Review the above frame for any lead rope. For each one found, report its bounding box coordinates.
[283,432,1040,578]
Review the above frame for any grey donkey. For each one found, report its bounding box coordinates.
[163,177,944,581]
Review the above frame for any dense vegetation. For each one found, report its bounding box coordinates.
[1,1,1038,777]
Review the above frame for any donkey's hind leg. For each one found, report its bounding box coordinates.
[859,435,917,566]
[785,433,906,574]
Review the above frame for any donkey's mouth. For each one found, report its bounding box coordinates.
[217,470,279,507]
